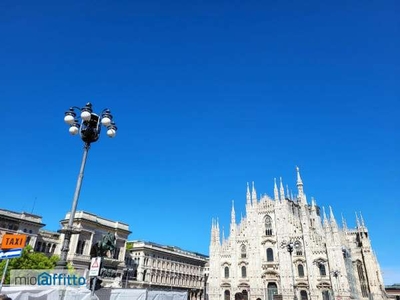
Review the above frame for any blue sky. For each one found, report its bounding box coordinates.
[1,0,399,284]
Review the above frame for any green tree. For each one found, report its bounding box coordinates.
[126,241,133,251]
[0,245,59,284]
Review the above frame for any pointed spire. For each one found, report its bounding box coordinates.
[355,212,363,238]
[355,212,361,229]
[251,181,257,204]
[274,178,279,201]
[216,218,220,245]
[291,190,294,201]
[246,182,251,206]
[296,166,303,185]
[341,213,348,231]
[231,200,236,226]
[279,177,285,201]
[222,226,225,242]
[323,207,330,229]
[360,212,365,227]
[329,206,338,229]
[296,166,304,198]
[210,218,215,243]
[310,197,316,212]
[286,185,290,200]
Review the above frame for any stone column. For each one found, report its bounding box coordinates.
[88,231,95,255]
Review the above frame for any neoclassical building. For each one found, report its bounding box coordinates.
[0,209,45,248]
[208,168,387,300]
[57,211,131,278]
[0,208,131,287]
[125,240,208,299]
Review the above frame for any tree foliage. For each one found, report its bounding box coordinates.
[0,245,59,284]
[126,241,133,251]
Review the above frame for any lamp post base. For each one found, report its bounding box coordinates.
[55,260,68,269]
[55,228,82,269]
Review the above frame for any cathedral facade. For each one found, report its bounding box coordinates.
[208,168,387,300]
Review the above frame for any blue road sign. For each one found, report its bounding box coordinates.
[0,248,22,260]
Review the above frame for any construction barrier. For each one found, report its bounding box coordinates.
[1,287,187,300]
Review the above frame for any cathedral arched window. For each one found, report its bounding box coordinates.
[319,263,326,276]
[224,266,229,278]
[298,264,305,277]
[265,215,273,236]
[322,290,330,300]
[300,291,308,300]
[241,266,247,278]
[267,248,274,262]
[242,290,248,300]
[241,245,247,258]
[224,290,230,300]
[267,283,278,300]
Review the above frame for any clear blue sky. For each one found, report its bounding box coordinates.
[1,0,399,284]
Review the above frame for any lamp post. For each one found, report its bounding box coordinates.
[124,268,134,288]
[281,239,301,300]
[56,103,117,268]
[204,270,209,300]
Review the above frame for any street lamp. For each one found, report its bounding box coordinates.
[281,239,301,300]
[124,268,134,288]
[56,103,117,268]
[204,270,209,300]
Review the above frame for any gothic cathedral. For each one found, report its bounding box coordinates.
[208,168,386,300]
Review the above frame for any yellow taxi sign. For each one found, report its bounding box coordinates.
[1,234,27,249]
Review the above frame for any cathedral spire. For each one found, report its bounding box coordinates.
[360,211,366,227]
[341,213,348,231]
[296,166,303,185]
[355,212,361,229]
[251,181,257,204]
[274,178,279,201]
[310,197,316,212]
[355,212,363,238]
[322,207,330,229]
[296,166,306,205]
[279,177,285,201]
[222,226,225,242]
[231,200,236,226]
[286,185,290,200]
[329,206,338,229]
[246,182,251,206]
[216,218,220,245]
[210,218,216,244]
